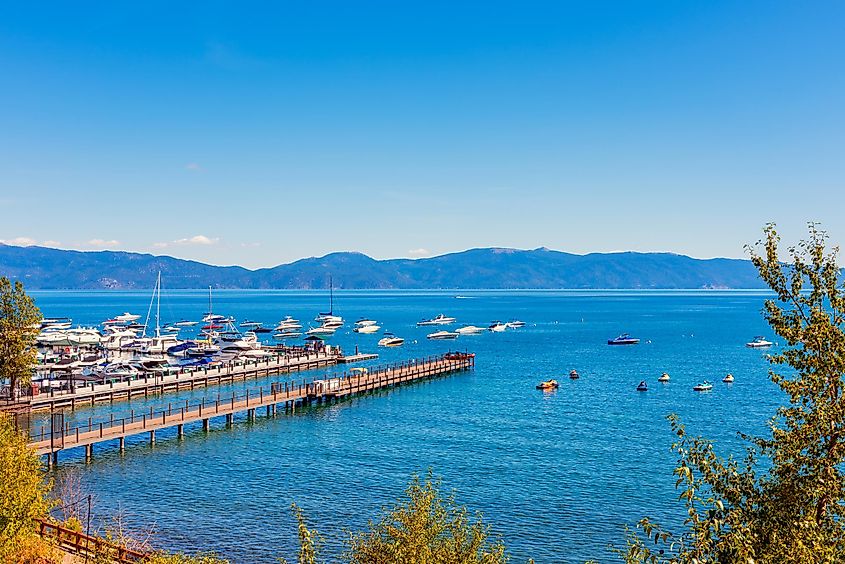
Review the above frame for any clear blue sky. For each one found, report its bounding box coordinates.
[1,1,843,267]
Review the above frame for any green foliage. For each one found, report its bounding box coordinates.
[345,470,509,564]
[622,223,845,563]
[0,412,54,562]
[144,552,229,564]
[0,277,42,400]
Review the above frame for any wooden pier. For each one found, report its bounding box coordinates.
[29,352,474,467]
[20,349,354,413]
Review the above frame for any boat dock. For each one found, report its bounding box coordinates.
[29,352,475,467]
[18,349,362,413]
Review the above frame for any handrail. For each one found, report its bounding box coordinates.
[26,352,473,445]
[36,518,148,562]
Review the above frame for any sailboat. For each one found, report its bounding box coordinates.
[315,276,343,324]
[202,286,225,323]
[140,272,179,355]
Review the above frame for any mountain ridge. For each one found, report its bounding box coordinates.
[0,243,765,290]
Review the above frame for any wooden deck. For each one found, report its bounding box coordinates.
[30,352,475,465]
[21,348,352,413]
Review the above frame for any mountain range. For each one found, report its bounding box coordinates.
[0,244,765,290]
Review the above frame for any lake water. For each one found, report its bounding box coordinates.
[30,290,781,563]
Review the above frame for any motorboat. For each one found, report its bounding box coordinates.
[378,333,405,347]
[569,369,579,379]
[202,313,225,323]
[608,334,640,345]
[306,326,336,336]
[239,320,262,328]
[42,317,72,329]
[252,326,272,334]
[274,331,302,340]
[166,341,196,355]
[321,319,344,329]
[275,320,303,330]
[746,336,773,348]
[355,318,378,327]
[115,312,141,322]
[506,320,526,328]
[186,344,221,357]
[658,372,670,382]
[174,320,199,327]
[488,321,508,332]
[455,325,486,335]
[353,324,381,334]
[278,315,300,325]
[723,373,735,383]
[536,379,559,390]
[693,380,714,392]
[162,325,181,333]
[417,314,457,326]
[426,330,459,340]
[637,381,648,392]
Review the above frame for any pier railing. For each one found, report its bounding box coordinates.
[36,519,147,562]
[27,352,474,455]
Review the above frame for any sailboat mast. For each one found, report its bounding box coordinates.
[329,275,333,315]
[155,271,161,338]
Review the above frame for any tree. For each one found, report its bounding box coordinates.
[0,277,42,401]
[0,413,54,562]
[345,470,509,564]
[622,223,845,563]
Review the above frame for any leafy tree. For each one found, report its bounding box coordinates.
[622,223,845,563]
[0,277,42,400]
[345,470,509,564]
[0,413,54,562]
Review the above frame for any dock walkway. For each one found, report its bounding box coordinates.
[29,352,475,466]
[22,349,349,412]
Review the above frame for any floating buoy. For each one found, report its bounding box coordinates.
[658,372,670,382]
[637,380,648,392]
[569,369,579,379]
[723,373,734,383]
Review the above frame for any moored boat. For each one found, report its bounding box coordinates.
[569,369,579,379]
[378,333,404,347]
[608,334,640,345]
[536,379,559,390]
[722,373,734,383]
[488,321,508,332]
[658,372,670,382]
[693,380,713,391]
[426,330,459,340]
[417,314,457,326]
[746,336,773,348]
[455,325,486,335]
[637,380,648,391]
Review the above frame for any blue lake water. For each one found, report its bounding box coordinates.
[30,290,782,563]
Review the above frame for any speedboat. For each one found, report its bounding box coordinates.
[275,321,303,330]
[306,326,336,336]
[252,326,272,334]
[355,318,378,327]
[693,380,713,392]
[274,331,302,340]
[115,312,141,322]
[426,330,459,340]
[658,372,670,382]
[488,321,508,332]
[746,336,773,348]
[174,320,198,327]
[417,314,457,326]
[536,379,559,390]
[637,381,648,392]
[569,369,579,379]
[506,320,526,328]
[239,320,261,328]
[608,334,640,345]
[455,325,486,335]
[378,333,405,347]
[353,324,381,334]
[723,373,734,383]
[202,313,225,323]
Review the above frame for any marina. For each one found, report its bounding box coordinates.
[24,353,475,466]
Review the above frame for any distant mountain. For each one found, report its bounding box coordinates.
[0,243,765,290]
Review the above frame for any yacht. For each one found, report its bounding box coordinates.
[488,321,508,332]
[746,336,773,348]
[353,324,381,334]
[252,325,272,334]
[426,330,459,340]
[693,380,714,392]
[174,320,199,327]
[455,325,486,335]
[274,331,302,340]
[42,317,72,330]
[417,314,457,326]
[378,333,405,347]
[355,318,378,327]
[506,320,526,328]
[239,320,262,328]
[608,334,640,345]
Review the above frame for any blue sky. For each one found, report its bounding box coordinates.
[1,1,843,267]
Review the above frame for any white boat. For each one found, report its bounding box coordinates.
[354,324,381,334]
[275,321,303,330]
[355,319,378,327]
[315,276,342,324]
[506,320,526,328]
[488,321,508,332]
[321,319,344,329]
[417,314,457,326]
[274,331,302,340]
[174,320,199,327]
[239,320,262,328]
[746,336,773,348]
[115,312,141,322]
[427,330,459,340]
[455,325,486,335]
[378,333,405,347]
[306,326,336,336]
